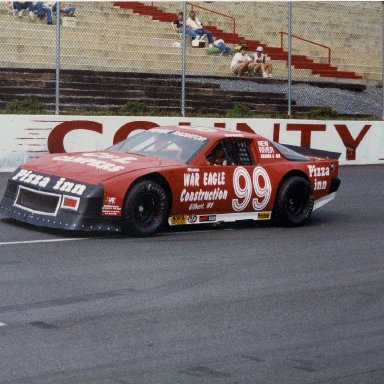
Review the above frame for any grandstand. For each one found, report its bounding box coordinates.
[0,2,380,82]
[0,1,381,115]
[138,1,380,82]
[0,67,322,114]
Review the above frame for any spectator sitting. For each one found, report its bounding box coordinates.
[253,46,273,78]
[186,10,214,47]
[172,11,200,41]
[230,45,253,77]
[233,40,248,53]
[28,2,54,24]
[50,2,76,16]
[213,37,232,56]
[12,1,29,17]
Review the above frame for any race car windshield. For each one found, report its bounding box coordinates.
[109,129,208,163]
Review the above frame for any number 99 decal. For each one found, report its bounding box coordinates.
[232,166,272,212]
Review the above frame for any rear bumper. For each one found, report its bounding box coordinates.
[313,177,340,211]
[313,192,338,211]
[330,177,341,193]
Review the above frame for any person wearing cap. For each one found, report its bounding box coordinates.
[230,45,253,77]
[252,46,273,78]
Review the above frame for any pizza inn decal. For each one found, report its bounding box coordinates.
[12,169,87,196]
[307,165,330,191]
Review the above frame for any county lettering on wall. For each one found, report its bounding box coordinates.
[0,116,382,171]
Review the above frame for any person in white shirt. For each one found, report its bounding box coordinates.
[230,45,253,77]
[173,11,199,40]
[186,10,214,47]
[253,46,273,78]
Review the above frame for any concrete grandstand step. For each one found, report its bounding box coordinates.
[4,0,378,82]
[0,82,290,106]
[1,0,373,90]
[113,1,364,81]
[0,87,147,99]
[0,68,305,116]
[0,97,319,116]
[1,2,370,83]
[143,89,291,104]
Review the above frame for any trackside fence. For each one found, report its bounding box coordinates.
[0,1,382,117]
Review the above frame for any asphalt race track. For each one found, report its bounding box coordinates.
[0,165,383,384]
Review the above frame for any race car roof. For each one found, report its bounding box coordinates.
[150,125,259,140]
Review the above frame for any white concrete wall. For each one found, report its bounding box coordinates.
[0,115,383,171]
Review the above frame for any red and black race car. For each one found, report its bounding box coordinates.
[0,125,340,236]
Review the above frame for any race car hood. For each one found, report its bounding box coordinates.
[21,151,181,184]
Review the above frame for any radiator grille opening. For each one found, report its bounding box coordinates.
[15,186,61,216]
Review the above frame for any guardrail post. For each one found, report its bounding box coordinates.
[55,1,61,115]
[288,2,292,117]
[382,1,384,119]
[181,0,187,117]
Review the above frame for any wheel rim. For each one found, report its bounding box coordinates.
[133,192,161,227]
[286,184,307,216]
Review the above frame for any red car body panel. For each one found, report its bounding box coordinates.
[0,126,340,233]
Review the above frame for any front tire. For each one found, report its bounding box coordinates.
[274,176,314,226]
[123,180,170,236]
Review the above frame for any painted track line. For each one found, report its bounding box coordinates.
[0,238,87,246]
[0,228,235,246]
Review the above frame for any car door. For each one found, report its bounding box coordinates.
[172,137,276,221]
[218,138,274,219]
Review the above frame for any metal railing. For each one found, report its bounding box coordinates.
[279,31,332,65]
[0,1,382,118]
[149,1,237,33]
[188,2,236,34]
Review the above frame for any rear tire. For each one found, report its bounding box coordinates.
[274,176,314,226]
[123,180,170,236]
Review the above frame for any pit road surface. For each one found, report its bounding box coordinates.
[0,165,383,384]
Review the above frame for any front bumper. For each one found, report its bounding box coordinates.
[0,172,123,233]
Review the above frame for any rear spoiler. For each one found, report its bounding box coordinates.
[283,144,341,160]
